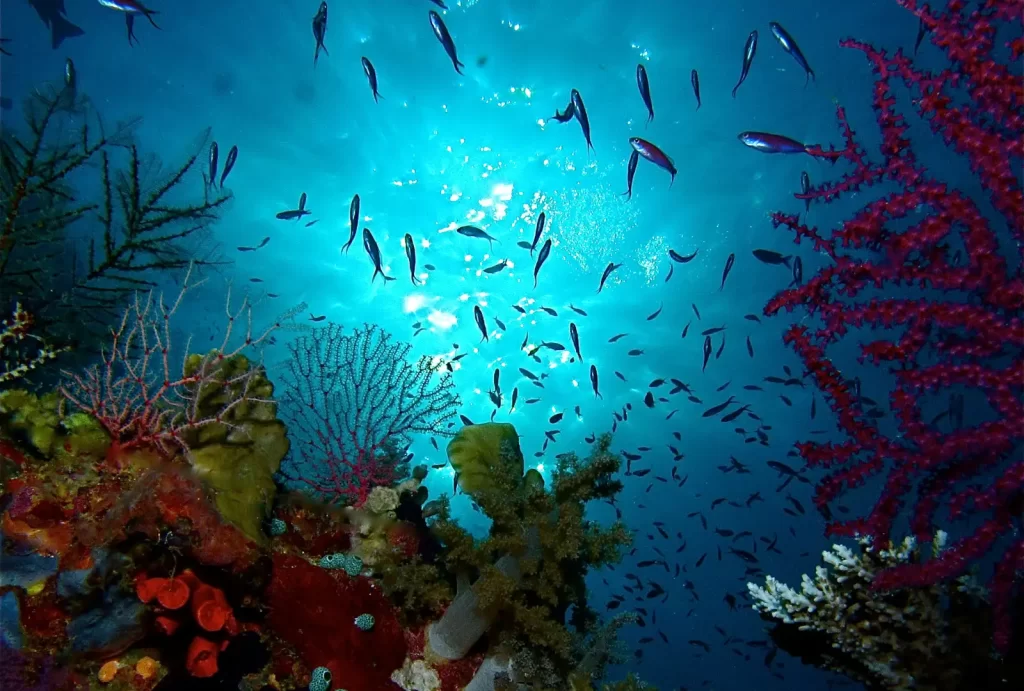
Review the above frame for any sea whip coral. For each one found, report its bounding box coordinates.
[765,0,1022,650]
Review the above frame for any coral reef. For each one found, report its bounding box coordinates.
[748,532,1023,690]
[763,0,1023,650]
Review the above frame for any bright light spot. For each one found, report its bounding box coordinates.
[535,463,545,473]
[571,379,579,387]
[514,23,521,31]
[492,183,514,201]
[463,255,472,263]
[449,192,462,202]
[467,209,486,223]
[428,310,458,330]
[524,87,532,98]
[403,294,427,313]
[392,180,404,187]
[459,293,470,301]
[421,238,431,249]
[480,198,494,207]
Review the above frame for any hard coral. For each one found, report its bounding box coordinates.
[267,553,407,691]
[748,532,1021,690]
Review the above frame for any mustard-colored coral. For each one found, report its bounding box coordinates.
[366,485,400,515]
[446,422,522,495]
[179,352,288,544]
[0,389,110,462]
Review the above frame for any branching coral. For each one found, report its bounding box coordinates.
[748,532,1019,690]
[279,322,459,507]
[0,304,68,386]
[1,75,233,353]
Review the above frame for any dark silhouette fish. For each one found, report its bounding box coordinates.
[312,2,329,66]
[276,192,311,220]
[404,233,420,285]
[473,305,488,342]
[769,22,814,84]
[429,10,465,74]
[791,256,803,286]
[669,249,698,263]
[622,150,640,199]
[800,171,811,211]
[636,63,654,125]
[28,0,85,49]
[362,228,395,283]
[690,69,701,110]
[533,238,552,288]
[547,100,575,123]
[99,0,160,30]
[569,322,581,361]
[732,30,758,98]
[219,145,238,187]
[630,137,677,185]
[571,89,594,154]
[529,213,546,256]
[738,131,810,155]
[752,249,791,267]
[207,142,219,189]
[457,225,499,250]
[913,17,929,55]
[361,57,383,102]
[343,194,360,253]
[590,365,602,399]
[598,262,622,293]
[702,336,712,372]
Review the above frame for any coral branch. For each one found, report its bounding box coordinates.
[279,323,460,506]
[764,0,1023,650]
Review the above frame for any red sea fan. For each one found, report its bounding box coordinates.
[765,0,1023,650]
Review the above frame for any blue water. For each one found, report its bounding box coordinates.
[2,0,979,688]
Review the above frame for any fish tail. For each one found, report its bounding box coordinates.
[456,60,465,75]
[621,190,632,199]
[144,11,161,30]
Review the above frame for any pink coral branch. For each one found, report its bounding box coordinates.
[765,0,1023,650]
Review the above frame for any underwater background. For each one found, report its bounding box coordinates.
[1,0,1021,690]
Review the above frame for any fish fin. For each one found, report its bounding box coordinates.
[51,15,85,50]
[143,11,161,30]
[384,275,397,282]
[455,60,465,75]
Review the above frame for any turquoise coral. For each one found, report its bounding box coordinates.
[353,613,375,631]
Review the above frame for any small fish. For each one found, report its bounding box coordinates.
[800,171,812,211]
[629,137,677,185]
[647,304,662,321]
[769,22,815,85]
[746,336,754,358]
[549,412,563,424]
[571,89,595,154]
[342,194,360,253]
[219,145,238,187]
[628,349,644,357]
[483,259,508,274]
[534,238,552,288]
[207,142,219,189]
[275,192,311,221]
[598,262,622,293]
[636,63,654,125]
[569,304,588,316]
[681,322,691,339]
[622,150,640,200]
[644,391,655,408]
[361,56,383,102]
[362,228,395,283]
[590,365,602,399]
[530,212,546,256]
[609,333,628,343]
[429,10,465,75]
[732,30,758,98]
[752,249,791,267]
[791,256,803,286]
[720,253,735,291]
[404,233,421,285]
[99,0,160,29]
[702,396,735,418]
[668,249,698,263]
[665,263,674,283]
[690,69,701,109]
[457,225,499,250]
[570,323,582,361]
[473,305,488,342]
[738,131,811,155]
[312,1,329,66]
[548,100,576,123]
[309,314,326,322]
[702,336,712,372]
[692,303,701,319]
[510,386,519,411]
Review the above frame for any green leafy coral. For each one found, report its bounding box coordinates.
[429,425,631,685]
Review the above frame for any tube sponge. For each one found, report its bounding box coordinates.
[426,553,521,660]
